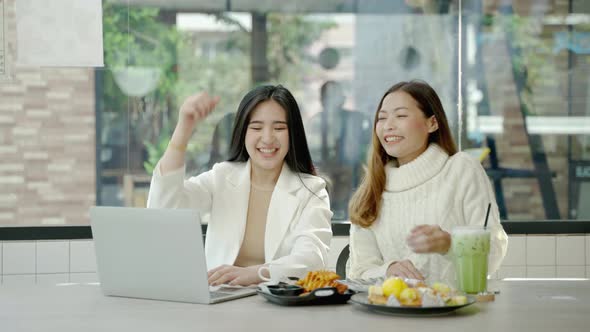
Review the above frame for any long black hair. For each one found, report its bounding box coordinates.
[227,85,317,176]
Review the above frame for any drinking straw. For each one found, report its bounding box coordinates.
[483,203,491,229]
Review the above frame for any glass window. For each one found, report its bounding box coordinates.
[461,0,590,220]
[1,0,589,227]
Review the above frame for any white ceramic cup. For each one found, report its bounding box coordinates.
[257,263,308,283]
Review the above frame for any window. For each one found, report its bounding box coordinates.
[1,0,589,230]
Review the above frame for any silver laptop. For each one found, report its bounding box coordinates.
[90,206,257,304]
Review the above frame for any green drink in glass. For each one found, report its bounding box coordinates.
[451,226,491,294]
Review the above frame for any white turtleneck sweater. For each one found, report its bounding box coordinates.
[348,144,508,285]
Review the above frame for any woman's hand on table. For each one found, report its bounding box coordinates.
[207,265,263,286]
[406,224,451,254]
[386,260,425,280]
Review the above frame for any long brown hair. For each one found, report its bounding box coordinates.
[349,80,458,228]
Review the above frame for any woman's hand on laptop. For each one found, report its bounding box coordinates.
[208,265,263,286]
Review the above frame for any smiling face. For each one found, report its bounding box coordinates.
[375,91,438,165]
[245,100,290,175]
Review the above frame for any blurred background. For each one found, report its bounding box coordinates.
[1,0,590,226]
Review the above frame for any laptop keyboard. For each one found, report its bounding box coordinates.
[210,287,253,299]
[209,291,231,300]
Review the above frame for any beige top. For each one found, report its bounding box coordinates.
[233,183,273,267]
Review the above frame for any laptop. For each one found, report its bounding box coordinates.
[90,206,257,304]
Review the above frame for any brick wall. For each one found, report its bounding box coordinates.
[0,0,95,226]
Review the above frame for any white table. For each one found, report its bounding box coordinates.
[1,280,588,332]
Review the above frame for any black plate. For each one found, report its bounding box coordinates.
[350,293,476,316]
[257,287,354,306]
[266,284,304,296]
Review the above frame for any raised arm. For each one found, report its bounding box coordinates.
[147,92,220,211]
[160,92,220,174]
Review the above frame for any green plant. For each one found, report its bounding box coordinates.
[169,13,336,174]
[102,2,180,174]
[143,136,169,175]
[101,5,335,175]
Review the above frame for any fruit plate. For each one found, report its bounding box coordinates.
[257,287,354,306]
[350,293,476,316]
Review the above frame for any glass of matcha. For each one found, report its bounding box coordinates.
[451,226,491,294]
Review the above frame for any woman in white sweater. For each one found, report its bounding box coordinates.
[147,85,333,286]
[348,80,507,285]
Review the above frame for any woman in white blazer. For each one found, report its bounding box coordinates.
[147,85,333,286]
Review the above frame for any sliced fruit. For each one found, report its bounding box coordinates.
[431,282,451,295]
[447,295,468,306]
[399,287,422,306]
[381,277,408,298]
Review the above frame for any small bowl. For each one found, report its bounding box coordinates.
[267,284,304,296]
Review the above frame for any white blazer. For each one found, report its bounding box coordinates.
[147,160,333,270]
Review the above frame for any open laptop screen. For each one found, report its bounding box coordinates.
[90,207,213,303]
